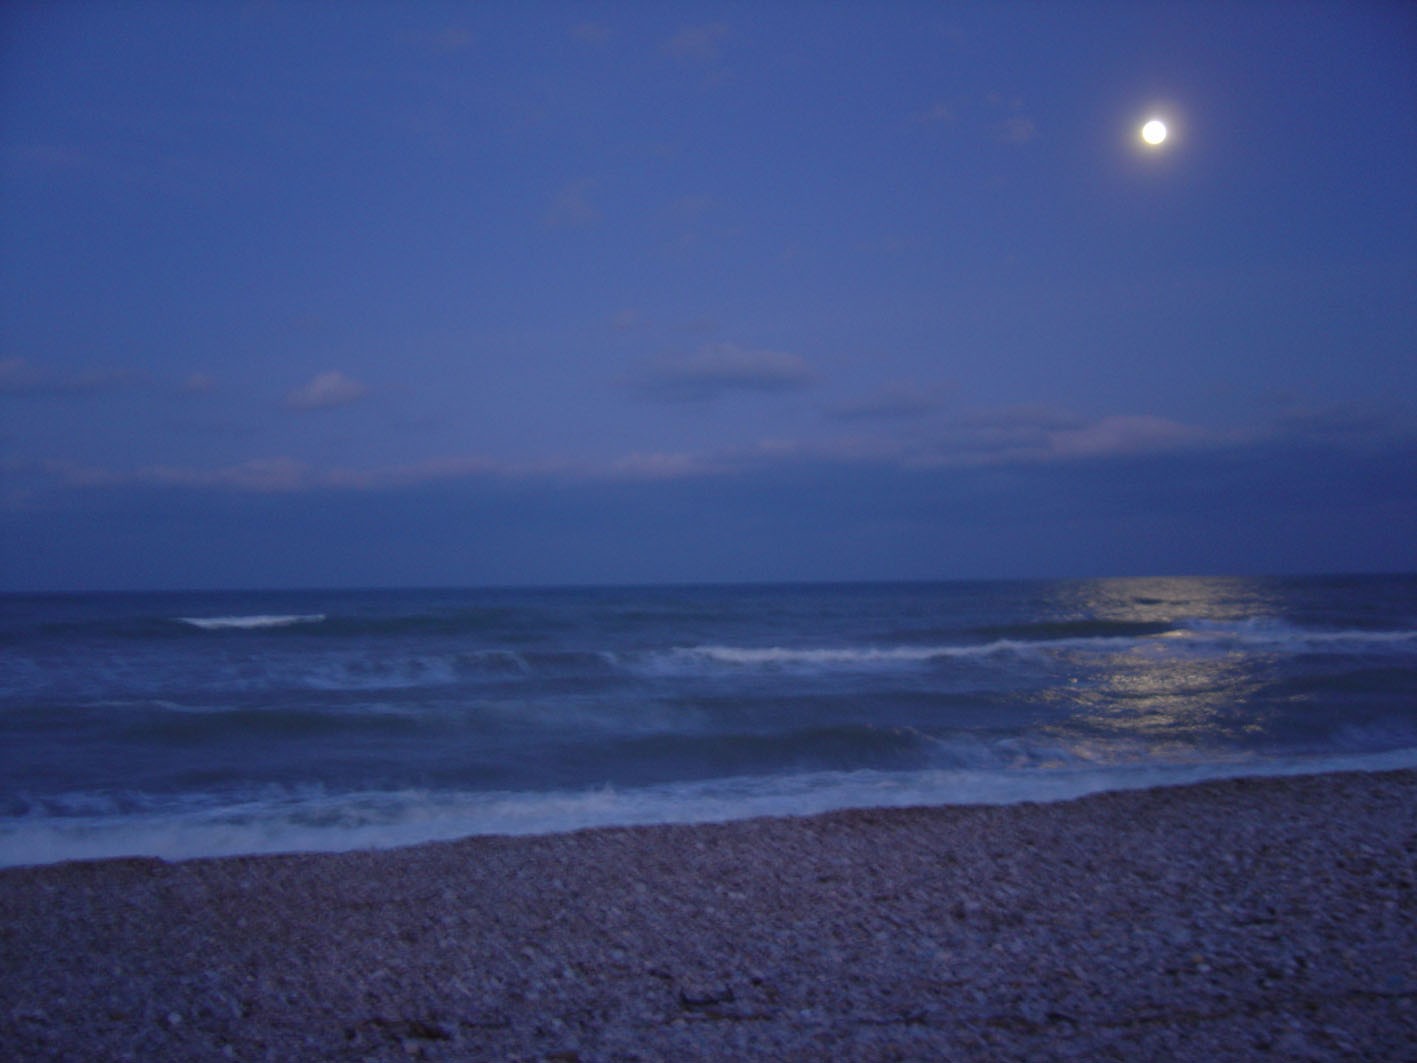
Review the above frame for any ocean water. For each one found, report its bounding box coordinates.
[2,574,1415,867]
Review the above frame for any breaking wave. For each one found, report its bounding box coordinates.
[5,746,1416,868]
[5,575,1415,867]
[178,614,327,631]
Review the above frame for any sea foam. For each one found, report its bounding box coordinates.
[6,576,1414,868]
[4,747,1416,868]
[178,613,327,631]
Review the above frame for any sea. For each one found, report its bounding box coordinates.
[2,574,1415,867]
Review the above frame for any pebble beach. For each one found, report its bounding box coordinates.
[3,768,1415,1061]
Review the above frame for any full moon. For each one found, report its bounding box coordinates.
[1141,119,1168,146]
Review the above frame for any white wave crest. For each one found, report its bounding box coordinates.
[179,613,327,631]
[6,747,1417,868]
[652,638,1134,672]
[678,645,947,667]
[1175,618,1417,651]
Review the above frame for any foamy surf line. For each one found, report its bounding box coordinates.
[6,764,1413,1062]
[178,613,327,630]
[5,747,1417,868]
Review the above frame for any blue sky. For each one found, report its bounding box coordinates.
[2,1,1415,590]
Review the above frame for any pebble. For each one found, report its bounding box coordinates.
[1,769,1413,1061]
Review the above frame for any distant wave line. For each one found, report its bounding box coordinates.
[663,626,1417,670]
[659,639,1126,669]
[1174,619,1417,648]
[178,614,328,631]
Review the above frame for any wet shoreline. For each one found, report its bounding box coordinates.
[3,768,1414,1060]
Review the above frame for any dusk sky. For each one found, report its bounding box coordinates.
[2,2,1414,591]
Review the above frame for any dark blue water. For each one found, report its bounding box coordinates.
[2,575,1415,865]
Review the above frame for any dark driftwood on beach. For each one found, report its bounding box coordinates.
[3,769,1415,1061]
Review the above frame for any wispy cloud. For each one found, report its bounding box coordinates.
[0,357,140,396]
[407,26,474,54]
[662,23,730,66]
[571,22,611,45]
[0,358,47,394]
[899,406,1219,468]
[14,402,1409,506]
[545,179,601,229]
[913,93,1035,145]
[143,457,313,493]
[995,115,1037,144]
[828,381,954,421]
[606,451,723,481]
[610,308,642,332]
[628,343,816,402]
[580,408,1238,479]
[284,370,369,411]
[984,93,1037,144]
[659,194,732,251]
[1269,400,1401,443]
[915,102,955,126]
[1044,414,1207,459]
[180,373,216,395]
[14,452,559,499]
